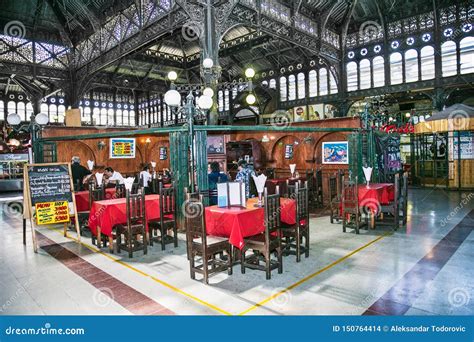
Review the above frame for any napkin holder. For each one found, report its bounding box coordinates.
[362,166,373,188]
[86,160,94,171]
[252,174,267,207]
[217,182,246,208]
[289,164,296,178]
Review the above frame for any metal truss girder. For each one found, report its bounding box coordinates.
[0,61,68,81]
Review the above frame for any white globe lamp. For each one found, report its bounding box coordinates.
[167,71,178,81]
[202,58,214,69]
[198,95,213,110]
[35,112,49,126]
[164,89,181,107]
[246,93,256,105]
[203,87,214,98]
[6,113,21,126]
[245,67,255,79]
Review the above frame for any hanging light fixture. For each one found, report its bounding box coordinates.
[167,71,178,81]
[198,94,213,109]
[202,58,214,69]
[203,87,214,98]
[246,93,256,105]
[245,67,255,79]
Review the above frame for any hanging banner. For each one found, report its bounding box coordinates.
[35,201,70,225]
[110,138,136,159]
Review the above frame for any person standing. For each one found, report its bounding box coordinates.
[71,156,91,191]
[208,162,228,205]
[235,160,256,198]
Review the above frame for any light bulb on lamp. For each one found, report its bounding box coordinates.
[203,87,214,98]
[164,89,181,107]
[6,113,21,126]
[245,67,255,79]
[202,58,214,69]
[35,112,49,126]
[167,71,178,81]
[246,93,256,105]
[198,94,213,110]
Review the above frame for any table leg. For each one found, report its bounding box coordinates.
[97,226,101,248]
[108,236,114,254]
[23,218,26,245]
[370,212,375,230]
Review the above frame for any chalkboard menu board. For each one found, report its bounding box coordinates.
[27,164,73,205]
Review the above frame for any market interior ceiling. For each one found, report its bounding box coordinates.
[0,0,443,95]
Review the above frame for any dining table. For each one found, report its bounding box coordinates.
[341,183,395,229]
[265,176,306,195]
[88,194,163,252]
[74,188,117,212]
[205,197,296,249]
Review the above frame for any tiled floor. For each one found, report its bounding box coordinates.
[0,188,473,315]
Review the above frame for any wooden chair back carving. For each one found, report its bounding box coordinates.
[126,190,146,226]
[264,187,281,239]
[159,183,175,217]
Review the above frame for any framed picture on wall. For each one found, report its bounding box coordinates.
[207,135,225,154]
[285,144,294,159]
[322,141,349,164]
[159,147,167,160]
[109,138,136,159]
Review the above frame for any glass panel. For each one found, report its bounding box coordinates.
[297,72,305,99]
[405,49,419,83]
[420,46,435,80]
[347,62,358,91]
[390,52,403,85]
[359,59,371,89]
[288,74,296,100]
[57,105,65,123]
[17,102,26,121]
[319,68,328,95]
[441,41,457,77]
[280,76,287,102]
[460,37,474,74]
[373,56,385,87]
[308,70,317,97]
[329,71,338,94]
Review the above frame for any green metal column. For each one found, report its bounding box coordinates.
[170,131,189,229]
[195,130,209,206]
[348,133,363,183]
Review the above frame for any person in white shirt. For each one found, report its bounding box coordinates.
[104,167,125,185]
[140,164,152,193]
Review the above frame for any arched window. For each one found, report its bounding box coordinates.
[329,71,338,94]
[218,90,224,112]
[107,108,114,126]
[297,73,305,99]
[92,108,100,125]
[319,68,328,95]
[83,107,91,125]
[372,56,385,87]
[49,104,58,122]
[420,46,435,80]
[288,75,296,100]
[40,103,48,116]
[7,101,16,116]
[100,108,107,125]
[280,76,287,101]
[460,37,474,74]
[26,103,33,121]
[269,79,276,89]
[57,105,66,123]
[224,90,230,110]
[308,70,318,97]
[115,109,122,126]
[0,100,4,121]
[17,102,26,121]
[404,49,419,83]
[129,110,135,126]
[359,59,371,89]
[346,62,358,91]
[390,52,403,85]
[441,41,457,77]
[123,110,129,126]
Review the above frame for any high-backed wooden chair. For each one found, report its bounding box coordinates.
[342,176,362,234]
[286,179,301,199]
[281,181,310,262]
[115,190,147,258]
[115,183,126,198]
[241,187,283,279]
[185,194,232,284]
[149,184,177,250]
[315,168,323,206]
[329,173,343,223]
[305,169,316,205]
[377,173,400,230]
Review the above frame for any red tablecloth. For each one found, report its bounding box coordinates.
[88,194,162,237]
[358,183,395,211]
[205,197,296,249]
[74,188,116,212]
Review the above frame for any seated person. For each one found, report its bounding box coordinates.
[208,162,228,205]
[71,156,91,191]
[104,167,125,185]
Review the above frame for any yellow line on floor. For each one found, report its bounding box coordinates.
[45,226,232,316]
[238,232,392,316]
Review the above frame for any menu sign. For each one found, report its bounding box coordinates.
[27,165,73,205]
[35,201,70,225]
[110,138,136,159]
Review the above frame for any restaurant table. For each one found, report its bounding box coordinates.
[74,188,116,212]
[88,194,162,252]
[205,197,296,249]
[265,176,306,195]
[340,183,395,229]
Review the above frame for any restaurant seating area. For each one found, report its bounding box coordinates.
[0,0,473,320]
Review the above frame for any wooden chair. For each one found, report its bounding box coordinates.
[131,182,140,194]
[115,183,126,198]
[329,173,343,223]
[305,169,316,205]
[149,184,177,250]
[185,194,232,284]
[151,178,163,194]
[315,168,323,206]
[281,181,310,262]
[286,179,301,199]
[241,187,283,279]
[400,172,408,225]
[88,186,108,246]
[377,173,400,230]
[342,176,363,234]
[115,190,147,258]
[265,168,275,179]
